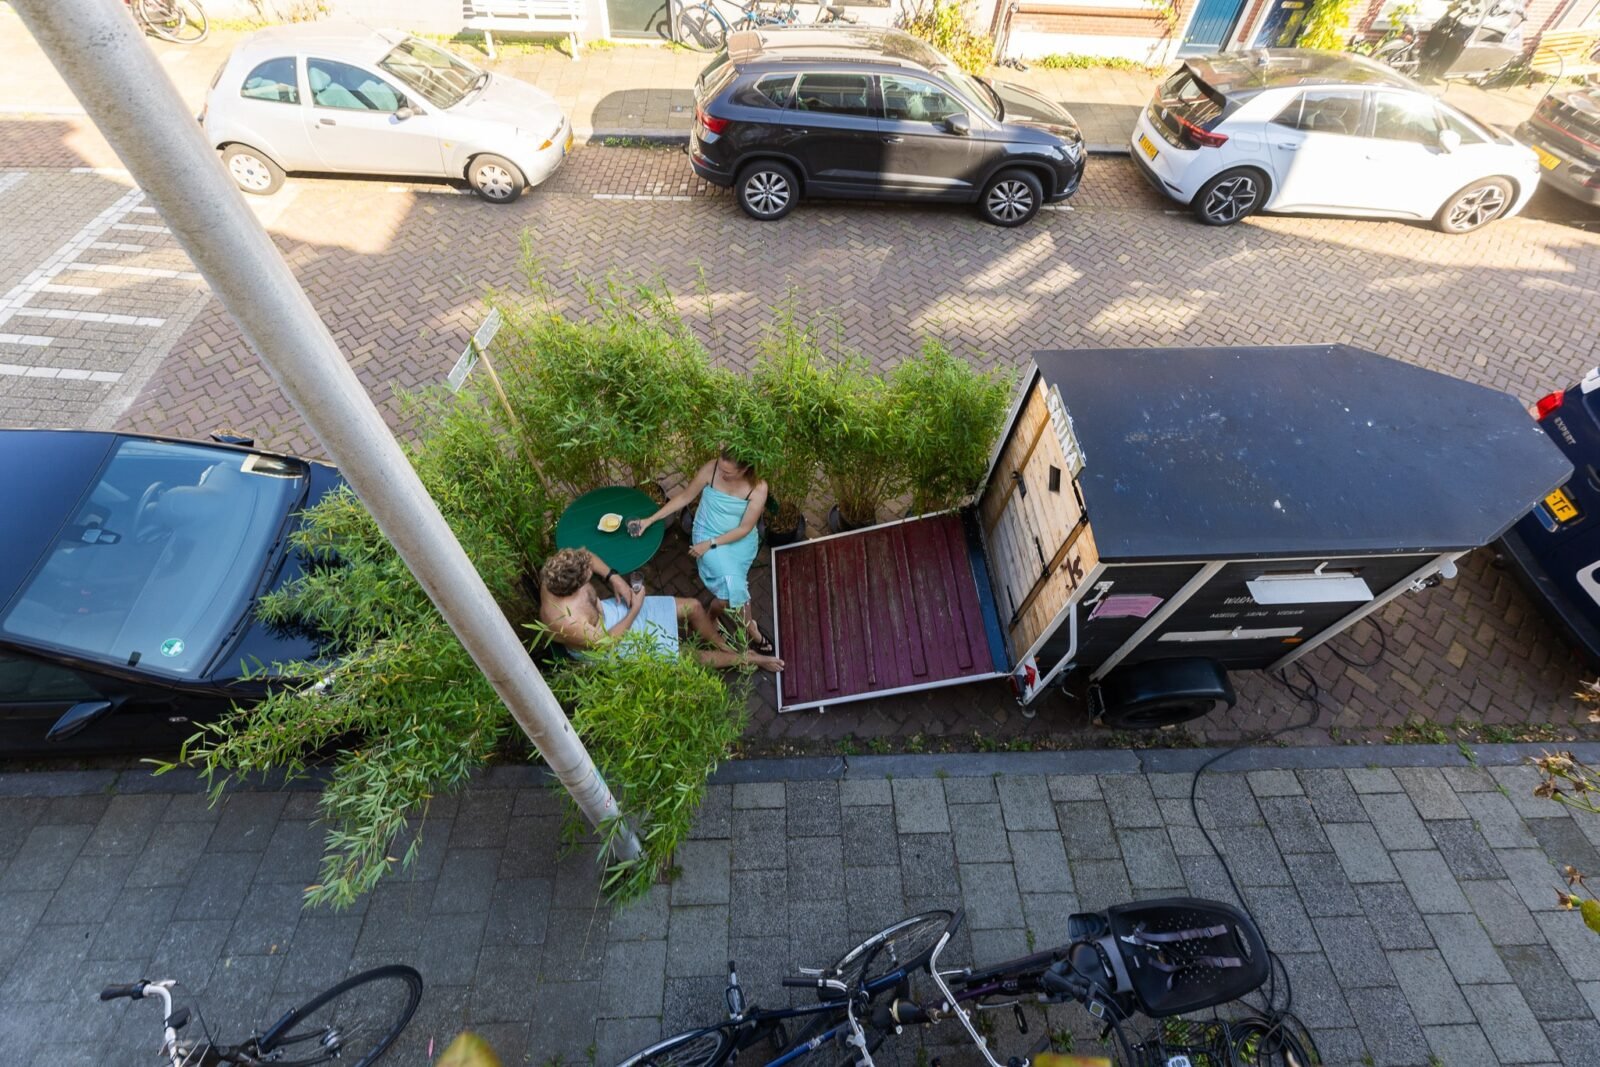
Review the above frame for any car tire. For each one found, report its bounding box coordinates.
[1191,167,1267,226]
[736,160,798,221]
[1435,177,1513,234]
[222,144,284,196]
[978,168,1042,227]
[468,154,526,203]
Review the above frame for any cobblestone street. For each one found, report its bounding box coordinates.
[4,748,1600,1066]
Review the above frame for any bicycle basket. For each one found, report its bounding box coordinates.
[1104,898,1268,1018]
[1128,1017,1232,1067]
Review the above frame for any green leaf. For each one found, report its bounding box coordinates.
[1583,898,1600,935]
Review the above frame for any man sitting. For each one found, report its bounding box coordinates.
[537,547,783,673]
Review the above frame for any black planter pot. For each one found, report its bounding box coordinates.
[765,514,807,547]
[827,505,875,534]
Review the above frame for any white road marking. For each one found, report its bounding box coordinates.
[0,171,27,196]
[39,284,103,296]
[90,241,155,254]
[112,222,170,234]
[592,193,694,201]
[0,362,120,382]
[65,262,203,281]
[0,333,53,346]
[69,167,131,177]
[131,206,160,214]
[14,308,165,327]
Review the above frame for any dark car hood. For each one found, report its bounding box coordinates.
[989,79,1081,139]
[206,460,344,687]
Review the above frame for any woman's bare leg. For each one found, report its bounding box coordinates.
[678,597,732,652]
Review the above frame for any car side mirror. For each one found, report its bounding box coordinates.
[396,105,416,120]
[944,113,970,136]
[1438,129,1462,153]
[46,700,116,743]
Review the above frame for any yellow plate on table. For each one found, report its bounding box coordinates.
[1546,486,1579,523]
[1533,145,1561,171]
[1138,132,1158,160]
[597,512,623,533]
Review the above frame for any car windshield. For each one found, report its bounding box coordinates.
[378,38,482,108]
[944,68,1000,120]
[0,439,306,679]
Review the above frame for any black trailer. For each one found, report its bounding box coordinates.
[773,345,1570,725]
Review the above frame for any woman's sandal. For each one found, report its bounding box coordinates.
[749,623,776,656]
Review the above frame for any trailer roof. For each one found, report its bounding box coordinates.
[1033,345,1572,562]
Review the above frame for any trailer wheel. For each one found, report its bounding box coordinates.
[1093,657,1235,730]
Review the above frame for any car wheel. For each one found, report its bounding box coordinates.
[468,154,526,203]
[736,161,798,221]
[1436,177,1513,234]
[979,168,1042,227]
[222,144,284,196]
[1192,167,1267,226]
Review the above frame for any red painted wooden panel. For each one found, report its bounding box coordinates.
[776,514,998,708]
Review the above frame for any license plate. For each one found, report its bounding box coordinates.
[1138,132,1158,160]
[1533,145,1560,170]
[563,129,573,156]
[1546,485,1580,523]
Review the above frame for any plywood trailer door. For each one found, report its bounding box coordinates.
[979,381,1099,659]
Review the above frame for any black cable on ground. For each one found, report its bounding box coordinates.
[1180,659,1344,1066]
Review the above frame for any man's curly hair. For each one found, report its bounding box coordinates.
[540,548,591,598]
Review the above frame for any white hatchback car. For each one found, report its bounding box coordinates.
[1131,49,1541,232]
[202,23,571,202]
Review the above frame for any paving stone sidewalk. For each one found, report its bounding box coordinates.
[5,747,1600,1066]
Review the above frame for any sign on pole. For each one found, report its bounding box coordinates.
[446,308,503,392]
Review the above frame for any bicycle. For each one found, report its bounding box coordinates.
[672,0,855,54]
[125,0,209,44]
[98,964,422,1066]
[618,897,1297,1067]
[617,910,959,1066]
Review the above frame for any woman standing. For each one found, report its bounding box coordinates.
[629,450,774,654]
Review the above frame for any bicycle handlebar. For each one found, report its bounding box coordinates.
[100,981,148,1001]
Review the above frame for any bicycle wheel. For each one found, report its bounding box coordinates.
[256,965,422,1067]
[821,911,955,992]
[616,1026,734,1067]
[673,4,728,52]
[137,0,208,43]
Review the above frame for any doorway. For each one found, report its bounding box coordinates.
[606,0,670,39]
[1180,0,1249,54]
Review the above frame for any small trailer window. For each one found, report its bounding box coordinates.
[1245,572,1374,605]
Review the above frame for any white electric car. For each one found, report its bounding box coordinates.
[1131,49,1541,232]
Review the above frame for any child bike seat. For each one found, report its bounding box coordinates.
[1103,897,1269,1018]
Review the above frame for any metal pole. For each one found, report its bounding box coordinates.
[13,0,640,861]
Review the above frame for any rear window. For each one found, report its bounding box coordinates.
[733,74,797,109]
[695,53,736,102]
[793,73,872,117]
[1271,90,1364,136]
[240,57,299,105]
[1149,67,1227,148]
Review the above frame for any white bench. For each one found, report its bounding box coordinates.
[464,0,587,61]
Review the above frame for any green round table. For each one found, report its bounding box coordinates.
[554,486,665,575]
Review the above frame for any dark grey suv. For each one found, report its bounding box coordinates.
[688,27,1085,227]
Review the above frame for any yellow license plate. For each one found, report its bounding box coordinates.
[1547,485,1580,522]
[564,128,574,155]
[1138,132,1158,160]
[1533,145,1561,170]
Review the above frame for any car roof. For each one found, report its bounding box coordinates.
[231,21,408,64]
[727,26,948,73]
[1187,48,1421,97]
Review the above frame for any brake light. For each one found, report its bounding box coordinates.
[1178,115,1227,148]
[1535,391,1565,420]
[696,106,729,135]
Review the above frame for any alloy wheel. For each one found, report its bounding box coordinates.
[476,164,515,201]
[744,171,790,216]
[228,153,273,192]
[986,179,1034,223]
[1448,185,1507,231]
[1202,175,1259,224]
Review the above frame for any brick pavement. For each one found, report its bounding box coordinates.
[60,141,1597,749]
[4,749,1600,1066]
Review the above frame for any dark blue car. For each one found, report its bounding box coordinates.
[0,430,342,756]
[1499,370,1600,667]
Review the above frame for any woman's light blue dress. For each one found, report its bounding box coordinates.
[692,483,760,608]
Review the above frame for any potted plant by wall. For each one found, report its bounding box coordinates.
[819,361,905,533]
[889,340,1014,515]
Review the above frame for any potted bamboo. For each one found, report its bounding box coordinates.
[889,340,1014,515]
